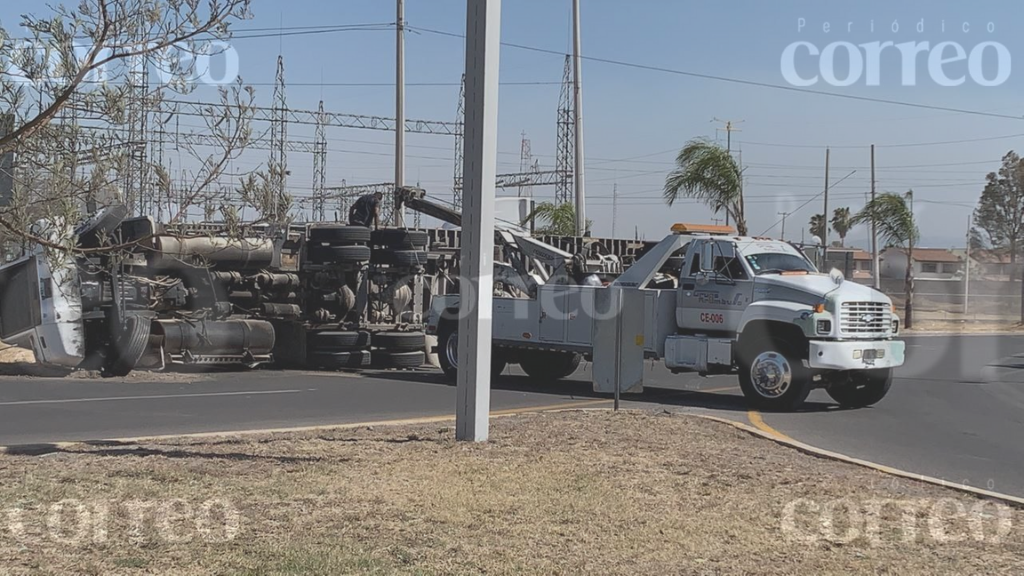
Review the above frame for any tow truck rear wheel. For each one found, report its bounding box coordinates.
[826,368,893,408]
[737,340,812,412]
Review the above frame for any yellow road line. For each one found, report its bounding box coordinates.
[746,410,794,441]
[0,398,612,451]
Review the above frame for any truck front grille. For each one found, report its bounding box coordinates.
[839,302,891,336]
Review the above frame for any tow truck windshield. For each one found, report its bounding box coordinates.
[744,252,816,276]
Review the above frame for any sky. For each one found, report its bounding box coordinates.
[6,0,1024,248]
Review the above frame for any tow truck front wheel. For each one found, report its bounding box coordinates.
[738,343,812,412]
[826,369,893,408]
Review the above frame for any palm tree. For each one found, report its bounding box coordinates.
[850,191,919,328]
[522,202,591,236]
[809,214,826,240]
[831,207,853,247]
[663,139,747,234]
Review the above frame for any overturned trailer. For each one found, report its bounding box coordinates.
[0,205,433,376]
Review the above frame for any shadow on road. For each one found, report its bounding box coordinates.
[359,369,837,414]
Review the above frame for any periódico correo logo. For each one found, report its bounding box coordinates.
[780,18,1011,87]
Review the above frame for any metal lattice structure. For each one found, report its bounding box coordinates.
[269,55,288,221]
[555,54,576,205]
[312,100,327,221]
[452,74,466,209]
[52,51,581,225]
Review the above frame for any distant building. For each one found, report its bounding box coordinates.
[960,249,1018,281]
[826,248,875,282]
[880,248,963,280]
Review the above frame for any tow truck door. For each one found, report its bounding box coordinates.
[677,239,754,333]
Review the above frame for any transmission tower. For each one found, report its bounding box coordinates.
[555,55,575,205]
[269,55,288,220]
[312,99,327,221]
[518,131,537,199]
[452,74,465,209]
[124,16,151,216]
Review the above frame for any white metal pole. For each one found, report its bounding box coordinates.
[572,0,586,236]
[456,0,500,442]
[394,0,406,227]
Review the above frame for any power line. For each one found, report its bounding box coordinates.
[407,25,1024,122]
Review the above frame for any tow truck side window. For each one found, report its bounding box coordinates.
[687,241,748,280]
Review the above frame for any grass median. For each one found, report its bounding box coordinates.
[0,410,1021,575]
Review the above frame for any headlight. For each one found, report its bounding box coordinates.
[816,319,832,334]
[891,318,899,334]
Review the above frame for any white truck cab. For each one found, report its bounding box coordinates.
[648,227,904,410]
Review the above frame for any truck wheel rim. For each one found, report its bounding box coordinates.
[445,331,458,369]
[750,352,791,398]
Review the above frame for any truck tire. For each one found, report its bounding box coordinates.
[374,350,425,369]
[519,351,582,381]
[437,324,507,382]
[373,331,426,351]
[372,229,428,250]
[308,245,371,264]
[737,339,812,411]
[309,350,372,369]
[826,368,893,408]
[103,314,151,377]
[308,330,370,350]
[372,250,428,267]
[308,225,370,245]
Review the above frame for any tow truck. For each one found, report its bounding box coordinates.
[427,223,905,411]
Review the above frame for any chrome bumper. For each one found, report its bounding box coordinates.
[807,339,905,370]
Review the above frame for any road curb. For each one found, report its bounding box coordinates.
[0,400,612,454]
[697,414,1024,508]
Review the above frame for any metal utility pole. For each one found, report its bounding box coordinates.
[456,0,500,442]
[394,0,406,227]
[778,211,789,240]
[822,147,831,250]
[572,0,586,236]
[611,182,618,238]
[964,213,972,315]
[712,118,742,227]
[905,189,914,330]
[871,144,880,290]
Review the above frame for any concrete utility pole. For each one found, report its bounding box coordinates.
[394,0,406,227]
[822,147,830,251]
[964,213,972,315]
[871,144,880,290]
[456,0,500,442]
[778,211,789,240]
[572,0,587,236]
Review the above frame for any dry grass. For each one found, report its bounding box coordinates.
[0,411,1021,575]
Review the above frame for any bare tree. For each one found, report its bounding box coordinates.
[0,0,255,256]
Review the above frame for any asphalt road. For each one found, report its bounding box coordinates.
[0,334,1022,498]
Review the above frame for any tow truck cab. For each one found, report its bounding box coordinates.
[644,225,905,410]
